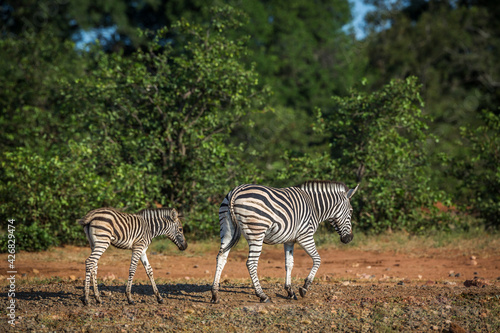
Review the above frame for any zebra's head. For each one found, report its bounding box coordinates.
[161,209,188,251]
[329,184,359,244]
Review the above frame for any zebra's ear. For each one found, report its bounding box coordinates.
[347,184,359,200]
[171,208,178,219]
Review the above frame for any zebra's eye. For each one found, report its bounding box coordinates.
[178,227,183,233]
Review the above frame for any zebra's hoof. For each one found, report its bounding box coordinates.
[286,291,298,300]
[299,287,307,298]
[128,300,135,305]
[158,298,164,304]
[82,299,89,306]
[260,296,270,303]
[210,296,219,304]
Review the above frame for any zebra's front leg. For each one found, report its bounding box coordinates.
[284,242,297,300]
[126,247,143,305]
[298,237,321,298]
[140,249,163,304]
[246,241,269,303]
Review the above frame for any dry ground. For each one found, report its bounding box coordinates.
[1,237,500,332]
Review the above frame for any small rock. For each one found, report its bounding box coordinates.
[352,263,359,268]
[205,270,210,274]
[300,319,312,325]
[184,308,195,314]
[470,260,478,266]
[33,269,39,274]
[193,265,199,268]
[184,276,190,280]
[397,281,404,286]
[455,273,461,277]
[464,279,489,288]
[166,272,171,275]
[69,275,77,281]
[366,266,371,269]
[417,275,422,280]
[341,281,350,286]
[470,255,476,260]
[431,325,439,331]
[449,322,467,333]
[258,309,269,315]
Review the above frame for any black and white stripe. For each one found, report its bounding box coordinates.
[211,181,359,303]
[79,207,187,305]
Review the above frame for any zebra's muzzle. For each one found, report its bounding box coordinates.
[340,232,353,244]
[176,237,188,251]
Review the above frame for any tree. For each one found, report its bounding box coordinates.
[0,7,268,250]
[60,6,267,233]
[363,0,500,155]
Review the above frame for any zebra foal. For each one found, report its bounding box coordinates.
[211,181,358,303]
[79,207,187,305]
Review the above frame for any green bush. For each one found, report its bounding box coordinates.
[450,111,500,228]
[279,77,449,233]
[0,141,158,251]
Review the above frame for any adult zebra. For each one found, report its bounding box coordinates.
[211,181,359,303]
[79,207,187,305]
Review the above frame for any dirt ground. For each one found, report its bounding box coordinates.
[2,244,500,332]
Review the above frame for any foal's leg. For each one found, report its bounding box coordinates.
[126,244,145,305]
[284,242,297,300]
[140,248,163,304]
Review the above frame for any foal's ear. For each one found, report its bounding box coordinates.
[171,208,178,219]
[346,184,359,200]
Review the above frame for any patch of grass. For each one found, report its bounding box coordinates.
[313,227,499,257]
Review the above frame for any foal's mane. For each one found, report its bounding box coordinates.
[296,180,348,192]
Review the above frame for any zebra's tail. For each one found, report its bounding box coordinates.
[78,209,98,226]
[219,190,242,254]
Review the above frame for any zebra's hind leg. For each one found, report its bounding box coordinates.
[139,249,164,304]
[246,240,270,303]
[211,249,230,303]
[297,236,321,298]
[126,246,144,305]
[284,242,297,300]
[83,227,110,305]
[211,205,237,304]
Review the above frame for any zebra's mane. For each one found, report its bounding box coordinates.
[137,207,179,218]
[296,180,348,193]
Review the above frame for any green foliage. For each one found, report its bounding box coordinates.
[59,6,266,236]
[280,77,448,232]
[0,141,157,251]
[363,0,500,194]
[449,111,500,228]
[0,30,84,152]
